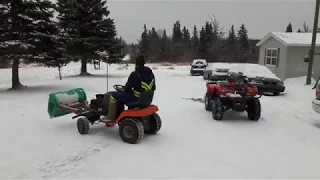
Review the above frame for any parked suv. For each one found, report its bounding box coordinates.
[190,59,207,76]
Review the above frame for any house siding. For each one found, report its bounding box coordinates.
[286,47,320,79]
[258,37,287,80]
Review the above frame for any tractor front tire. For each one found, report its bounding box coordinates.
[145,113,162,134]
[77,117,90,134]
[204,92,212,111]
[119,118,144,144]
[247,98,261,121]
[212,97,224,120]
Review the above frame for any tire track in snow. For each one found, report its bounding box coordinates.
[38,141,110,179]
[14,141,111,179]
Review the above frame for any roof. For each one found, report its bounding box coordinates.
[256,32,320,47]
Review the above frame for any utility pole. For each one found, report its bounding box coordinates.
[306,0,320,85]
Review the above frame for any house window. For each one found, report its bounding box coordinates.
[265,48,278,66]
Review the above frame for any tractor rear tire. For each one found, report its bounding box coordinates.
[247,98,261,121]
[212,97,224,120]
[204,92,212,111]
[77,117,90,134]
[145,113,162,134]
[119,118,144,144]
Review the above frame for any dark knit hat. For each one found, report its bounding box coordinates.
[136,55,145,67]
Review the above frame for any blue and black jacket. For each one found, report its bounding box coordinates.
[124,66,156,97]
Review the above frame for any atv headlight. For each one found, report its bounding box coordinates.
[278,81,284,85]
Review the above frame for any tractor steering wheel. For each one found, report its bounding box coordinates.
[113,84,125,92]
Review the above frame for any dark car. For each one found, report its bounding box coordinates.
[228,63,285,96]
[190,59,207,76]
[248,76,285,95]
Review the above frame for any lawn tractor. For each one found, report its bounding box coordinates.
[47,86,162,144]
[204,72,262,121]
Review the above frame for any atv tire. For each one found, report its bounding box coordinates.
[204,92,212,111]
[212,97,224,120]
[145,113,162,134]
[77,117,90,134]
[247,98,261,121]
[119,118,144,144]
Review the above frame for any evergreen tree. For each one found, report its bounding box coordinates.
[205,21,213,46]
[228,25,236,44]
[238,24,250,50]
[138,24,150,58]
[172,21,183,60]
[0,0,56,89]
[108,37,125,63]
[56,0,117,75]
[131,43,137,54]
[191,25,199,53]
[42,21,71,80]
[160,29,171,61]
[286,22,293,32]
[172,20,183,44]
[162,29,168,41]
[226,25,238,62]
[182,26,191,50]
[116,37,128,57]
[148,29,152,37]
[237,24,250,63]
[149,27,160,62]
[198,26,207,56]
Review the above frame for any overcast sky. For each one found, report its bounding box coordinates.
[105,0,315,44]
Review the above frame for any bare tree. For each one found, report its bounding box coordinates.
[303,21,311,32]
[209,14,225,38]
[157,29,164,38]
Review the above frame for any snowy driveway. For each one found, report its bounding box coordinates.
[1,63,320,178]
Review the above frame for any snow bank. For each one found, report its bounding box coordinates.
[284,76,315,85]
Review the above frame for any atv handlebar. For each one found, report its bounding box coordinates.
[113,84,125,92]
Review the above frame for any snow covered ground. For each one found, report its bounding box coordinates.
[1,62,320,179]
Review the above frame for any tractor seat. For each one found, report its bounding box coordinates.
[126,90,154,109]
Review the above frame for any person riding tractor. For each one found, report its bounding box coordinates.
[102,55,156,122]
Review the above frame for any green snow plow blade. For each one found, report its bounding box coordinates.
[47,88,87,118]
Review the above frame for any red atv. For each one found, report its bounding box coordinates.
[204,72,262,121]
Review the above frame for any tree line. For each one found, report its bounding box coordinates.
[285,21,320,33]
[0,0,122,89]
[129,16,260,64]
